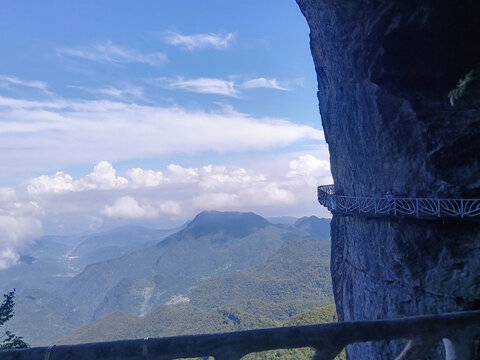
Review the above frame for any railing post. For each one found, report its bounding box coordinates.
[415,199,419,218]
[313,346,344,360]
[394,198,397,216]
[374,198,377,215]
[461,199,464,218]
[438,199,441,217]
[443,332,473,360]
[395,337,440,360]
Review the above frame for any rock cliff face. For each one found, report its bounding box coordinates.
[296,1,480,358]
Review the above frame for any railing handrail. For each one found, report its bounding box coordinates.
[2,311,480,360]
[318,184,480,220]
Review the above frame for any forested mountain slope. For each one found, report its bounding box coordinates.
[8,211,331,347]
[58,236,333,345]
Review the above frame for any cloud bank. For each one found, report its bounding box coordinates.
[0,153,331,269]
[0,95,323,177]
[27,154,332,224]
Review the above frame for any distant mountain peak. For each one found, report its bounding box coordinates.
[294,216,331,239]
[185,211,270,238]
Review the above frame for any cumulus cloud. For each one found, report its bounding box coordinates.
[166,164,199,184]
[27,153,332,226]
[27,172,76,194]
[162,31,235,51]
[288,154,330,177]
[102,196,155,219]
[127,168,163,188]
[81,161,128,190]
[57,40,166,66]
[28,161,128,194]
[241,78,289,91]
[197,165,265,191]
[0,188,42,269]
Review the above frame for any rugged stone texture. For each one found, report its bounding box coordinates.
[296,0,480,358]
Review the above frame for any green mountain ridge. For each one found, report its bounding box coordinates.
[190,237,332,321]
[57,236,333,345]
[61,211,317,321]
[69,225,175,268]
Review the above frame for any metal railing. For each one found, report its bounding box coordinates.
[1,311,479,360]
[318,185,480,220]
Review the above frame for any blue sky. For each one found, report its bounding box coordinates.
[0,1,331,267]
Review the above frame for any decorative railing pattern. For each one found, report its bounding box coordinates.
[318,185,480,220]
[1,311,479,360]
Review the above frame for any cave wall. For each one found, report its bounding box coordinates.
[295,1,480,358]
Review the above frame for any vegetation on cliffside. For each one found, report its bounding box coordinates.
[0,291,28,349]
[243,304,346,360]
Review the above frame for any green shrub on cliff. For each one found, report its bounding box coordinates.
[242,304,346,360]
[448,69,477,106]
[0,290,28,349]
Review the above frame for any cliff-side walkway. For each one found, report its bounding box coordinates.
[318,185,480,220]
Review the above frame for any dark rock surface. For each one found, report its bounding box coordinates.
[296,0,480,358]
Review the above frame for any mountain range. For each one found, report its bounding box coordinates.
[5,211,332,347]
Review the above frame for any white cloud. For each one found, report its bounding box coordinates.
[127,168,163,187]
[95,86,144,100]
[166,164,199,184]
[192,192,239,210]
[0,189,42,269]
[159,201,181,216]
[0,75,49,91]
[156,76,292,96]
[17,152,333,235]
[197,165,264,191]
[28,161,128,194]
[27,172,76,194]
[241,78,289,91]
[81,161,128,190]
[157,77,238,97]
[0,95,323,178]
[57,40,166,66]
[0,187,17,204]
[72,85,144,101]
[102,196,154,219]
[288,154,330,177]
[162,31,235,51]
[261,183,296,205]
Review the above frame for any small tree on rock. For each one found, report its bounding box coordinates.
[0,290,28,349]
